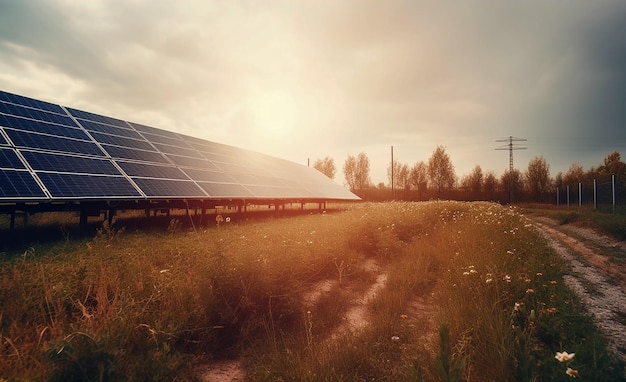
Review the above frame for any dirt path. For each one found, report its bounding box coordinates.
[530,217,626,362]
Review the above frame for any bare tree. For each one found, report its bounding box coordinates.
[563,163,584,186]
[466,165,483,199]
[525,156,551,202]
[483,171,497,200]
[313,156,336,179]
[500,169,523,202]
[428,145,455,197]
[409,161,428,199]
[387,161,409,192]
[343,152,371,193]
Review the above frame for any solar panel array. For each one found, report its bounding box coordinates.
[0,90,359,203]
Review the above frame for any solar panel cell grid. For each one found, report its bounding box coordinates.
[78,119,143,139]
[165,154,215,169]
[0,114,89,140]
[181,168,235,183]
[198,182,254,198]
[37,172,141,198]
[6,130,105,156]
[90,132,155,151]
[152,143,203,158]
[131,122,181,139]
[140,132,191,148]
[0,91,65,114]
[0,148,26,169]
[0,102,77,127]
[118,161,189,179]
[21,151,121,175]
[0,169,46,198]
[101,145,169,164]
[67,108,129,128]
[132,178,206,197]
[0,132,7,145]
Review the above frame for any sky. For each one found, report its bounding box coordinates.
[1,0,625,186]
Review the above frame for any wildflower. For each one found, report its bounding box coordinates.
[225,217,231,223]
[526,288,535,294]
[536,272,543,276]
[160,269,170,274]
[513,302,521,312]
[400,314,408,320]
[566,367,578,378]
[463,271,470,276]
[504,275,511,282]
[391,336,400,341]
[550,280,557,285]
[555,351,575,362]
[485,278,493,283]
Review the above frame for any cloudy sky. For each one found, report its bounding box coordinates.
[1,0,625,185]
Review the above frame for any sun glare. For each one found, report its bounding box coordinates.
[251,90,299,139]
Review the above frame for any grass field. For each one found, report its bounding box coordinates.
[0,201,624,381]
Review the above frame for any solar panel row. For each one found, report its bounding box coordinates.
[0,89,359,203]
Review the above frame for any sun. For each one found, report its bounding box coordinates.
[251,90,299,139]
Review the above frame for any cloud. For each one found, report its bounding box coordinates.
[0,0,625,183]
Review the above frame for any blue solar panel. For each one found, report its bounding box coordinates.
[90,131,155,151]
[0,101,77,127]
[0,169,46,198]
[78,119,143,139]
[132,178,206,197]
[0,148,26,169]
[5,129,105,156]
[0,90,65,114]
[21,151,122,175]
[101,144,169,164]
[37,172,141,198]
[198,182,254,198]
[67,108,129,128]
[118,161,189,179]
[165,154,216,169]
[131,122,181,139]
[0,90,360,203]
[0,113,89,140]
[153,143,203,158]
[141,131,191,148]
[181,168,236,183]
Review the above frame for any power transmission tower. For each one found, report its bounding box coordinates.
[495,136,527,203]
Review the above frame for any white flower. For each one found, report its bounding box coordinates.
[555,351,575,362]
[391,336,400,341]
[566,367,578,378]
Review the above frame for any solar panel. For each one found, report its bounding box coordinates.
[37,172,141,198]
[0,148,25,169]
[101,144,169,164]
[21,150,121,175]
[5,129,105,156]
[0,101,77,127]
[78,119,143,139]
[0,113,89,140]
[0,90,65,114]
[132,178,206,197]
[0,89,360,206]
[0,169,46,198]
[118,161,189,180]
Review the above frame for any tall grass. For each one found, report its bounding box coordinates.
[0,202,623,381]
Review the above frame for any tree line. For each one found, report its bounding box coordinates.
[313,147,626,205]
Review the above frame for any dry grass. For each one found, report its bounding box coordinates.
[0,201,623,381]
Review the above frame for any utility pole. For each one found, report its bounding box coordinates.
[495,136,526,203]
[391,145,394,200]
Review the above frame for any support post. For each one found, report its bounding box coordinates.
[593,179,597,210]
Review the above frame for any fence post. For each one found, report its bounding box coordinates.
[593,179,597,210]
[567,185,570,207]
[613,174,616,213]
[579,182,582,207]
[556,186,560,206]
